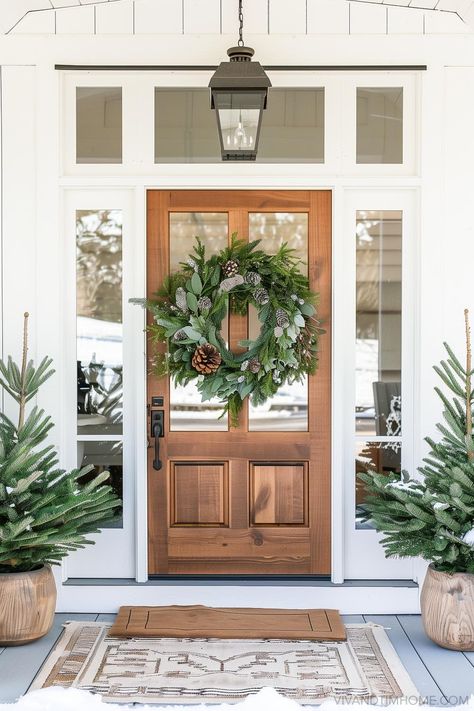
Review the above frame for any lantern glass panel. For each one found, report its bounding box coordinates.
[217,108,261,152]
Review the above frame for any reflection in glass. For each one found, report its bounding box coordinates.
[216,103,261,154]
[169,213,228,431]
[154,88,324,164]
[155,89,220,163]
[76,87,122,164]
[77,440,123,528]
[357,88,403,164]
[355,440,401,530]
[248,213,309,432]
[259,89,324,163]
[356,211,402,438]
[76,210,123,435]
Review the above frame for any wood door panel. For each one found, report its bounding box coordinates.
[167,559,312,574]
[168,528,310,559]
[167,439,310,460]
[170,463,228,527]
[168,190,312,211]
[147,190,332,576]
[250,463,308,526]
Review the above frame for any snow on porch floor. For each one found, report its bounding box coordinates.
[0,614,474,706]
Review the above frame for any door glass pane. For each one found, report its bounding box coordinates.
[248,213,308,432]
[357,88,403,164]
[76,87,122,164]
[356,440,401,530]
[356,211,402,438]
[169,212,228,431]
[155,88,325,164]
[76,210,123,435]
[77,440,123,528]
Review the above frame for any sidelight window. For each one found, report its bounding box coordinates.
[354,210,403,529]
[76,208,124,527]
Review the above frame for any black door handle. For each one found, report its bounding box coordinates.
[153,422,163,471]
[151,409,165,471]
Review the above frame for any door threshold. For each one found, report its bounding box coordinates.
[64,577,418,587]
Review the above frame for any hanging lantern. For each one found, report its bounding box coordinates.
[209,2,271,161]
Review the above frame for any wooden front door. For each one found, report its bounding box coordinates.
[147,190,331,576]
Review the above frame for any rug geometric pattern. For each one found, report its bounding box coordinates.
[31,622,420,705]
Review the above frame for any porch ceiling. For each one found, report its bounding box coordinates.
[2,0,474,35]
[350,0,472,16]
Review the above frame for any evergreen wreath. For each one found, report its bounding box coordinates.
[136,234,323,426]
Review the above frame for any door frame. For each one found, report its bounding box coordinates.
[61,183,417,585]
[145,190,332,578]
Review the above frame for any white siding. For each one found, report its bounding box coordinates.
[443,69,474,359]
[1,67,38,424]
[184,0,221,34]
[134,0,182,35]
[221,0,268,34]
[56,5,95,33]
[269,0,307,34]
[307,0,350,34]
[349,2,387,34]
[95,1,134,34]
[387,7,425,34]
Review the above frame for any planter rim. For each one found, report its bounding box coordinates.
[428,562,474,578]
[0,563,51,578]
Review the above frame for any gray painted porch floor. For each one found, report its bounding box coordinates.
[1,614,474,706]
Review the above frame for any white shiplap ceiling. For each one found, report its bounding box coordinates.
[2,0,474,35]
[349,0,473,18]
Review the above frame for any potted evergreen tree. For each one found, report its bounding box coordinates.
[0,314,121,645]
[359,310,474,651]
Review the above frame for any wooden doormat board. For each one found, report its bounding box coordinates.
[108,604,346,641]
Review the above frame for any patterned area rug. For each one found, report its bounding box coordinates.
[30,622,419,705]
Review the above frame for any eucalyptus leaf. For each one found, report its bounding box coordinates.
[182,326,202,341]
[191,272,203,295]
[186,292,198,313]
[299,303,315,316]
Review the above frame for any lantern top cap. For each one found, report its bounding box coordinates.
[208,47,272,91]
[227,45,254,61]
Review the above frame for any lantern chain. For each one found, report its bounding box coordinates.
[238,0,244,46]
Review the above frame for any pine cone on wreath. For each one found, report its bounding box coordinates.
[245,271,261,286]
[248,358,261,374]
[173,329,187,341]
[275,308,290,328]
[222,259,240,277]
[192,343,222,374]
[254,287,269,305]
[197,296,212,311]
